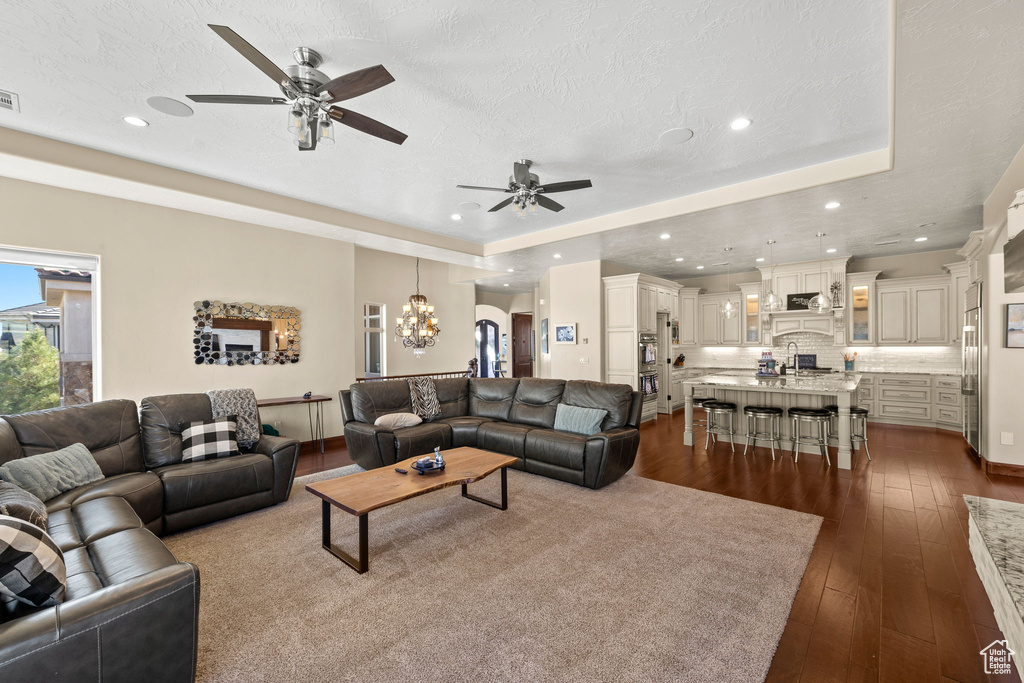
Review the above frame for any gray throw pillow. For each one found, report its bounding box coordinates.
[553,404,608,436]
[0,481,48,528]
[374,413,423,430]
[0,443,104,502]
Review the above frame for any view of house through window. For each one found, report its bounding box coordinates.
[0,252,96,413]
[363,302,386,377]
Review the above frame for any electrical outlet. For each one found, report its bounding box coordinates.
[578,357,590,364]
[273,421,282,430]
[1002,431,1014,446]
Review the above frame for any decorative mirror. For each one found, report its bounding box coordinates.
[193,300,300,366]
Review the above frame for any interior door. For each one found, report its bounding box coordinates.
[511,313,534,378]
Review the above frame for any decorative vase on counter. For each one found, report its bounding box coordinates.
[844,360,855,371]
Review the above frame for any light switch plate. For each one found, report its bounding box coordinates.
[1001,431,1014,446]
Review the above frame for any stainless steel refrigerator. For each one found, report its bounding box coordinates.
[962,283,982,455]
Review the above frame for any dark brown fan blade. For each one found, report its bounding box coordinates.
[208,25,299,94]
[328,107,407,145]
[534,195,565,212]
[319,65,395,103]
[513,161,530,186]
[186,95,288,105]
[456,185,512,192]
[538,179,592,193]
[488,197,515,212]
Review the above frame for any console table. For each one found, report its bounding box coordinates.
[257,394,332,453]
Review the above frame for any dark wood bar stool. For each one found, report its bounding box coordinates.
[743,405,784,460]
[787,407,831,465]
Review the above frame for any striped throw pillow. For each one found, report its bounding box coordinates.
[0,514,66,607]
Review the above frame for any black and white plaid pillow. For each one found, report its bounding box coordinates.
[181,416,240,462]
[0,514,66,607]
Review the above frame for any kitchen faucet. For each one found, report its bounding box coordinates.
[786,341,800,375]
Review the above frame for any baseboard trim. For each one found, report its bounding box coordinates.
[299,435,345,454]
[983,457,1024,478]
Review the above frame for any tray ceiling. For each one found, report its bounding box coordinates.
[0,0,888,245]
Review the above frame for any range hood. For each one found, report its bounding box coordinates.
[768,308,838,338]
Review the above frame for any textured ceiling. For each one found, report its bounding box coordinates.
[0,0,887,247]
[471,0,1024,292]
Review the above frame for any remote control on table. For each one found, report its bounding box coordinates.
[394,468,408,474]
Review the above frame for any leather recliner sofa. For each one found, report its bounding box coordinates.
[340,377,642,489]
[0,395,300,681]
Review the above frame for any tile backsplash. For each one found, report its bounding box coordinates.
[676,332,961,375]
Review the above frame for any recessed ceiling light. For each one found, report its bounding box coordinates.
[503,283,509,287]
[659,127,695,146]
[826,248,837,254]
[122,116,149,127]
[696,265,705,270]
[915,236,928,242]
[755,258,765,262]
[553,254,562,259]
[825,201,841,210]
[451,213,462,221]
[660,233,671,240]
[675,257,684,262]
[507,268,514,273]
[730,117,752,131]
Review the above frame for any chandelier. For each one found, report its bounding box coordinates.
[395,258,440,354]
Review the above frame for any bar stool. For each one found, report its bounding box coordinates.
[823,404,872,461]
[743,405,784,459]
[703,401,737,453]
[691,397,710,430]
[787,407,831,465]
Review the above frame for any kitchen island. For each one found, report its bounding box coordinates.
[682,372,863,469]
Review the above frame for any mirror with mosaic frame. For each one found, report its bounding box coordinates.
[193,300,300,366]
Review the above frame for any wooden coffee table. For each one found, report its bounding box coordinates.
[305,447,517,573]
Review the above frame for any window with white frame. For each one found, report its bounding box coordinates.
[363,303,386,377]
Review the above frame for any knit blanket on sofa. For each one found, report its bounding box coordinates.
[407,377,440,420]
[206,388,261,449]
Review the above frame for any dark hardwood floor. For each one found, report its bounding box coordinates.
[296,412,1022,683]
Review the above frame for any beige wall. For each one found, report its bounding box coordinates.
[0,176,356,441]
[547,260,603,381]
[354,247,476,379]
[848,249,962,279]
[535,270,552,378]
[980,141,1024,465]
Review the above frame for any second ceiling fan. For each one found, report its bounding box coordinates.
[457,160,592,214]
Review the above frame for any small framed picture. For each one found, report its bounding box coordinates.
[554,322,577,345]
[1007,303,1024,348]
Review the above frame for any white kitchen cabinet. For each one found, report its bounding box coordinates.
[697,293,742,345]
[846,271,880,345]
[671,290,680,322]
[638,284,657,333]
[738,282,761,345]
[877,277,950,345]
[656,287,673,313]
[945,262,970,343]
[877,287,911,344]
[699,300,721,345]
[678,288,700,345]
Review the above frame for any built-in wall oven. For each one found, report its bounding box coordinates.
[639,333,658,405]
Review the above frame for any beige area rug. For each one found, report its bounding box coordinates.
[164,467,822,683]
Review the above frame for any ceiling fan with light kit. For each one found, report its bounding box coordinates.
[457,160,592,216]
[187,25,407,150]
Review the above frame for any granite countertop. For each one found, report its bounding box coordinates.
[679,366,959,377]
[684,372,861,393]
[965,495,1024,617]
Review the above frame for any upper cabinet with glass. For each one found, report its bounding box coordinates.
[846,272,880,345]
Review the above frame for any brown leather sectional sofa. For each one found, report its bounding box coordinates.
[0,395,299,682]
[340,377,642,489]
